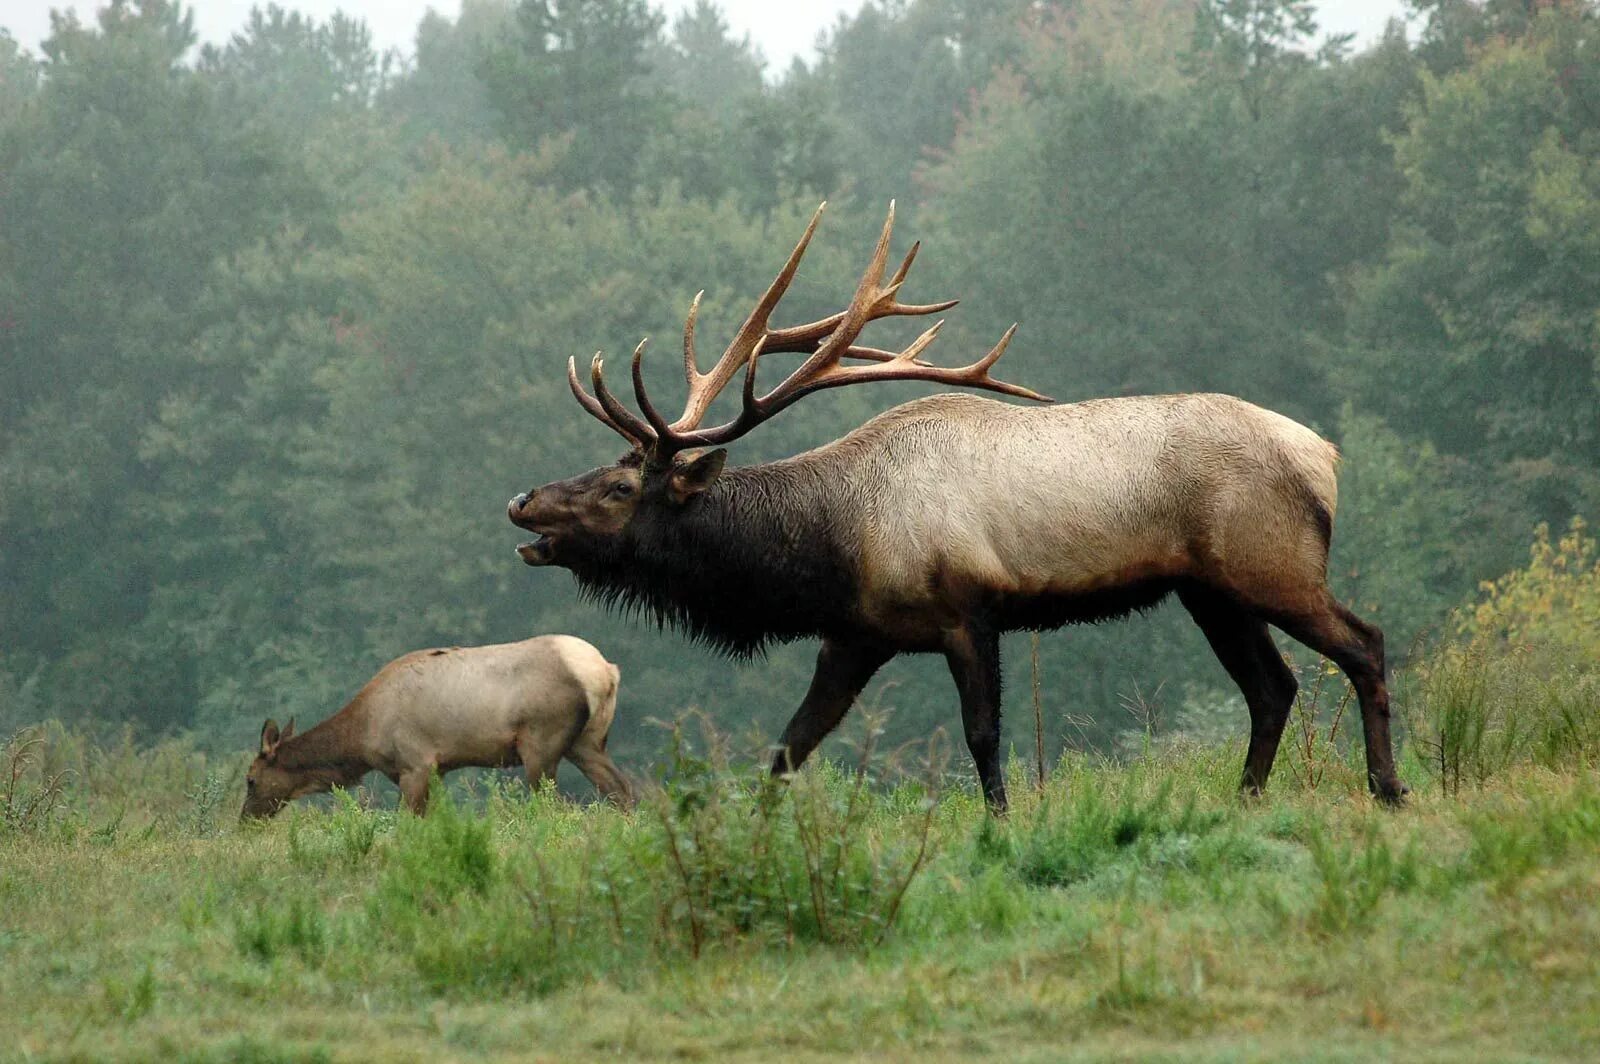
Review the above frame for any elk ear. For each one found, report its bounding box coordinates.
[280,717,296,743]
[668,449,727,504]
[260,719,281,757]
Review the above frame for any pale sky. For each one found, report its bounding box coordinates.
[7,0,1412,70]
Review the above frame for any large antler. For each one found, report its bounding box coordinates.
[569,202,1050,462]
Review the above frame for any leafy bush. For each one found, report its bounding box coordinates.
[1465,518,1600,659]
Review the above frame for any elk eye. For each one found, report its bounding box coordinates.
[610,482,634,498]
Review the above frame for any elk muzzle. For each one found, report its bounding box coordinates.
[508,490,558,566]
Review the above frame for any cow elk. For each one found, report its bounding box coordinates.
[242,636,632,818]
[506,203,1405,813]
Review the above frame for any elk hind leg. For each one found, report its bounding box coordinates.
[1273,594,1406,804]
[770,638,894,776]
[1179,587,1298,796]
[944,621,1007,814]
[565,739,634,808]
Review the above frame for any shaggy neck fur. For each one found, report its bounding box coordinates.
[568,458,859,656]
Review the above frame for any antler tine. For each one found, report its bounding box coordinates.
[670,203,827,433]
[944,325,1053,401]
[568,355,651,448]
[758,231,958,357]
[756,202,902,404]
[670,321,1049,452]
[682,291,703,388]
[590,353,657,447]
[590,201,1048,461]
[630,338,678,440]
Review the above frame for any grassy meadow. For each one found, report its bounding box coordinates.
[3,642,1599,1063]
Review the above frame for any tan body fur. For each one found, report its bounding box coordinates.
[815,393,1338,639]
[243,636,631,817]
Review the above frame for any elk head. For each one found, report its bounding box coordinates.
[241,717,298,820]
[507,202,1047,574]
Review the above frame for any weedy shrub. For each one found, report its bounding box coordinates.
[374,779,495,917]
[644,715,938,953]
[1403,519,1600,793]
[235,897,330,965]
[1305,825,1418,935]
[1403,642,1600,794]
[101,963,157,1022]
[286,790,383,871]
[1459,782,1600,892]
[1,728,70,834]
[1281,658,1360,794]
[180,769,231,837]
[994,779,1228,889]
[364,716,943,996]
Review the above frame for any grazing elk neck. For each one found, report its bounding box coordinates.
[570,454,859,657]
[272,702,371,787]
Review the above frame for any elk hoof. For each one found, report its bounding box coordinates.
[1372,780,1410,807]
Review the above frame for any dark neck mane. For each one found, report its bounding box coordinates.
[570,458,858,657]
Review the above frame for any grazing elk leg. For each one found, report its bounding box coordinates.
[518,725,575,795]
[770,638,895,776]
[1275,596,1407,804]
[565,740,634,807]
[1179,587,1298,796]
[398,766,434,815]
[944,622,1007,814]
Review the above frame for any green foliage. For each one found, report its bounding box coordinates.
[479,0,668,190]
[1465,518,1600,659]
[998,782,1226,889]
[5,693,1600,1057]
[234,897,330,966]
[1344,3,1600,521]
[1305,824,1418,935]
[2,0,1596,776]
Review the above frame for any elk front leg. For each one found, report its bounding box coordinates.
[944,622,1007,813]
[770,638,894,776]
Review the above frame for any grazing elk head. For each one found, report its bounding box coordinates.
[241,717,298,820]
[507,202,1046,580]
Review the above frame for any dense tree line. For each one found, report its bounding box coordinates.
[2,0,1596,768]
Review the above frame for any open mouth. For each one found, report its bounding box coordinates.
[516,535,557,566]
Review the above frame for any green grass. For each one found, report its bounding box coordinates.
[4,709,1600,1063]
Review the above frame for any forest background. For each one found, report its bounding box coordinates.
[2,0,1597,771]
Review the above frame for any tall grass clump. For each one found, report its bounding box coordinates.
[1400,519,1600,793]
[235,897,331,966]
[643,714,938,952]
[976,772,1258,893]
[1305,825,1419,935]
[363,715,942,996]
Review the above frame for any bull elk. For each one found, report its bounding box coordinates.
[507,204,1406,812]
[242,636,632,818]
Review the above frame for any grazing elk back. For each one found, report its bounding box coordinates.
[507,203,1404,813]
[242,635,632,818]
